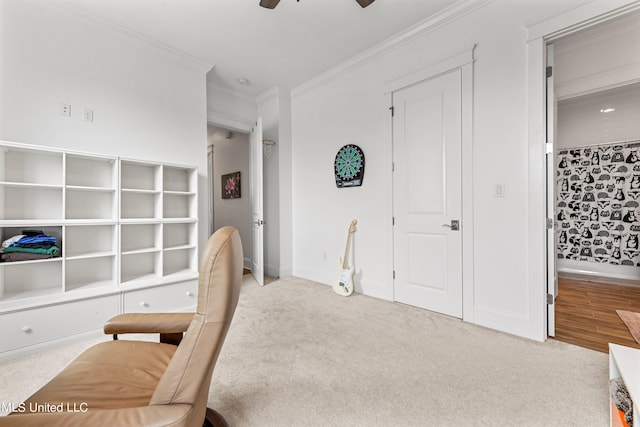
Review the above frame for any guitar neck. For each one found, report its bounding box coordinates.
[342,233,352,269]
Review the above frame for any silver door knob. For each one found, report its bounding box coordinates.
[442,220,460,231]
[254,219,265,226]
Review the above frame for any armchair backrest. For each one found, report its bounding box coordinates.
[149,226,243,426]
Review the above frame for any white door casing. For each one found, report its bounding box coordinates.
[546,43,558,336]
[250,117,264,286]
[392,69,463,318]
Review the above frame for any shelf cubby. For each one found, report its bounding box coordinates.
[163,247,196,277]
[121,190,161,220]
[1,226,62,255]
[163,222,196,250]
[121,161,161,191]
[1,146,63,186]
[65,154,117,189]
[163,165,195,193]
[64,225,116,259]
[65,188,117,220]
[2,186,63,221]
[121,251,161,284]
[163,192,195,219]
[65,256,116,292]
[121,223,161,254]
[0,259,63,301]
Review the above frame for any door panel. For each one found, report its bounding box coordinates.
[406,93,445,214]
[393,69,462,318]
[407,233,446,291]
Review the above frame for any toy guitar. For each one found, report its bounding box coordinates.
[333,220,357,296]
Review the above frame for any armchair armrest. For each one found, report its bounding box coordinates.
[104,313,194,345]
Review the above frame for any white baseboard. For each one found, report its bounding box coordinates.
[557,259,640,282]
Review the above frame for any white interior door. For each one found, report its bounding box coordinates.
[250,117,264,286]
[546,44,558,336]
[393,69,463,318]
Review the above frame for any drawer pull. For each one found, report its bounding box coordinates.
[186,291,194,297]
[21,326,32,334]
[140,301,148,307]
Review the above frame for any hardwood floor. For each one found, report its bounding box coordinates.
[553,277,640,353]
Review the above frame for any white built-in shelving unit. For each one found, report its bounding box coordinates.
[609,343,640,427]
[119,159,198,288]
[0,141,198,359]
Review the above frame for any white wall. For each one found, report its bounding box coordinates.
[208,127,252,268]
[290,0,639,340]
[0,0,209,251]
[257,89,281,277]
[557,83,640,150]
[206,82,257,132]
[255,86,293,278]
[554,10,640,100]
[278,89,293,278]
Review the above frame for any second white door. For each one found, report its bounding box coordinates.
[250,117,264,286]
[393,69,463,318]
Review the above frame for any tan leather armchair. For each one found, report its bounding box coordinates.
[1,226,243,427]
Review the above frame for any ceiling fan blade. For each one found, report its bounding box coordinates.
[355,0,375,7]
[260,0,281,9]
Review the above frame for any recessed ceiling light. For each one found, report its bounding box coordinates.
[236,78,250,86]
[600,107,615,113]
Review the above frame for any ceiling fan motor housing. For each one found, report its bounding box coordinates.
[260,0,375,9]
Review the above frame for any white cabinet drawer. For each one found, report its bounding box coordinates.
[0,295,119,353]
[123,281,197,313]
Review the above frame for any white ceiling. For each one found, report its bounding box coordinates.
[58,0,459,97]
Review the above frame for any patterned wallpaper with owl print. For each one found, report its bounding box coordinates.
[557,142,640,266]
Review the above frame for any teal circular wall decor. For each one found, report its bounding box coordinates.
[334,144,365,188]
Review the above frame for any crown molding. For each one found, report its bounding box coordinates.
[49,0,214,74]
[524,0,594,30]
[526,0,640,41]
[292,0,492,97]
[382,45,476,94]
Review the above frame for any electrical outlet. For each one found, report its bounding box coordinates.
[60,103,71,117]
[82,108,94,123]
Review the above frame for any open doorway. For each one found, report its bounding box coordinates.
[207,124,253,271]
[548,11,640,352]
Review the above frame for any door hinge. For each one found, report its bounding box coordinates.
[393,270,396,280]
[389,106,394,117]
[546,66,553,78]
[545,142,553,154]
[392,162,395,172]
[546,218,554,230]
[392,216,395,226]
[546,293,554,305]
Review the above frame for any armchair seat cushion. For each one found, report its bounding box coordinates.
[22,340,177,412]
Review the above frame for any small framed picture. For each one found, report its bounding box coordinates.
[221,171,241,199]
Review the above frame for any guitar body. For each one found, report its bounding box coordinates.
[333,259,355,296]
[333,220,357,297]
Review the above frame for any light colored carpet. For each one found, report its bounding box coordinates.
[616,309,640,345]
[1,276,609,426]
